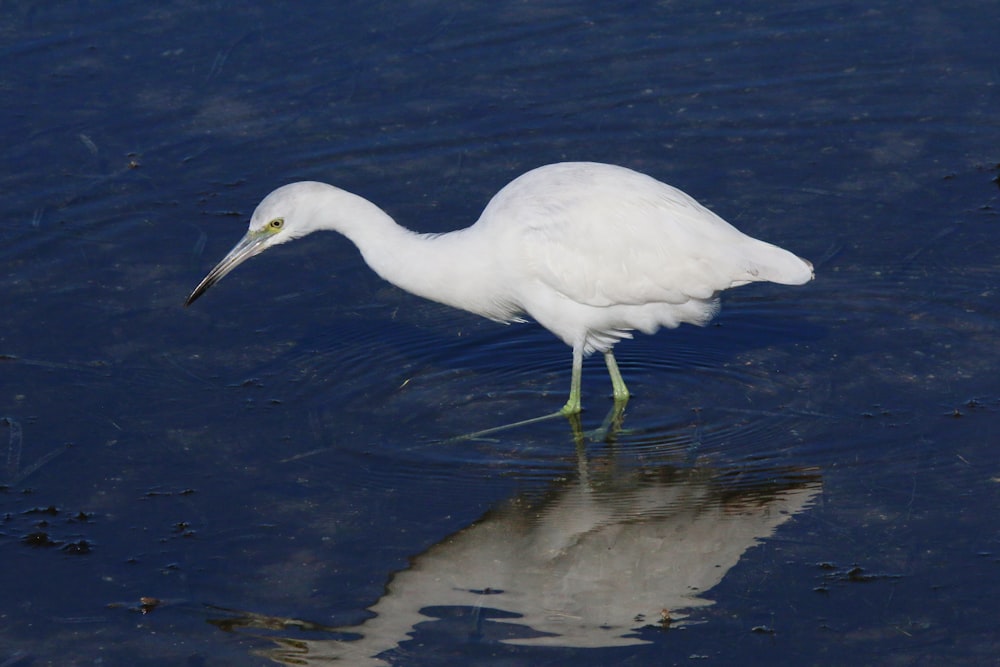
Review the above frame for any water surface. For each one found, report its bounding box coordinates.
[1,1,998,664]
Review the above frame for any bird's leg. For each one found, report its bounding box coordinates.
[560,347,584,415]
[604,349,630,403]
[579,351,629,442]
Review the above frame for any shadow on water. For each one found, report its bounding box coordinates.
[205,446,821,666]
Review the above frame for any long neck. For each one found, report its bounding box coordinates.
[318,187,516,321]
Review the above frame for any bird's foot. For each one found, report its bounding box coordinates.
[559,399,582,417]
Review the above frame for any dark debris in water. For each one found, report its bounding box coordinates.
[142,487,197,498]
[946,397,996,418]
[21,531,90,554]
[205,603,344,635]
[21,531,93,554]
[22,531,59,548]
[172,521,197,538]
[860,404,896,419]
[61,539,92,555]
[812,562,903,592]
[107,596,165,615]
[3,504,97,555]
[23,505,60,517]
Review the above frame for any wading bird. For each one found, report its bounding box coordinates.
[186,162,813,417]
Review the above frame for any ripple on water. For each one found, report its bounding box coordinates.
[204,249,895,496]
[235,283,834,491]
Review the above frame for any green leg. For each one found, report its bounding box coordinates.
[443,348,632,443]
[574,349,629,442]
[560,347,584,415]
[604,349,629,402]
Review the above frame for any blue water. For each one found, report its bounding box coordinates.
[2,1,998,665]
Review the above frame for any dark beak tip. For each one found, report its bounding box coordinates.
[184,232,259,309]
[184,286,207,307]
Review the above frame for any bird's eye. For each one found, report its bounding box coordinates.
[268,217,285,231]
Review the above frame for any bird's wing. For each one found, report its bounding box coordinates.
[512,182,761,308]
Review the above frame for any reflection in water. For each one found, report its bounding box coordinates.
[213,455,820,665]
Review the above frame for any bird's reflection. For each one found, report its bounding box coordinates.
[211,452,820,666]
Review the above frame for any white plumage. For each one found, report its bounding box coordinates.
[187,162,813,414]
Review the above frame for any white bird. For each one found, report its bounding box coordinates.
[186,162,813,415]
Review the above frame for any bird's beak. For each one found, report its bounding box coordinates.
[185,230,270,306]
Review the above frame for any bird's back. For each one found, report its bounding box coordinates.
[477,162,810,303]
[472,162,812,351]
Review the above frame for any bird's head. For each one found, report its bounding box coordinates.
[184,182,328,306]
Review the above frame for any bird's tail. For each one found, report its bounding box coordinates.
[742,239,814,286]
